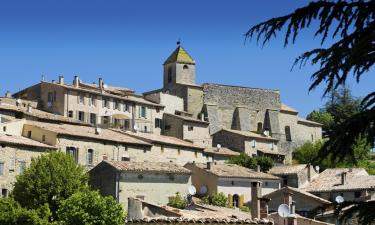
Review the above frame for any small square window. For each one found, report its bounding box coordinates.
[68,111,74,118]
[188,126,194,131]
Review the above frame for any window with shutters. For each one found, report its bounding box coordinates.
[155,118,162,128]
[78,111,85,122]
[285,126,292,141]
[66,147,79,163]
[87,149,94,165]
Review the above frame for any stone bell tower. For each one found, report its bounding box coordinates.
[163,42,196,89]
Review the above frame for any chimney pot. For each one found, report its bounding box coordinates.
[58,75,64,85]
[341,172,347,185]
[99,78,104,89]
[73,76,79,87]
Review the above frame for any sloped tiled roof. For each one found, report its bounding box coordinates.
[164,46,195,65]
[280,103,298,114]
[0,133,56,149]
[114,129,204,150]
[269,164,307,175]
[104,161,191,174]
[263,186,331,205]
[164,113,209,125]
[203,147,240,157]
[26,121,151,146]
[221,128,278,141]
[297,117,323,127]
[188,163,280,180]
[302,168,375,192]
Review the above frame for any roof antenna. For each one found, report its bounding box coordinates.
[41,74,45,81]
[177,38,181,46]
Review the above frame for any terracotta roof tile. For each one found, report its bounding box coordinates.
[0,134,56,149]
[26,121,151,146]
[188,163,280,180]
[164,113,209,125]
[263,186,331,204]
[269,164,307,175]
[280,103,298,113]
[104,161,191,174]
[203,147,240,157]
[302,168,374,192]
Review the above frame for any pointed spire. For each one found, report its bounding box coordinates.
[163,42,195,65]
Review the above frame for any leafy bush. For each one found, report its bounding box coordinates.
[167,192,187,209]
[0,197,50,225]
[227,153,274,172]
[211,192,227,207]
[256,156,274,172]
[56,190,126,225]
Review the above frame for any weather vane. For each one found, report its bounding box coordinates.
[177,38,181,46]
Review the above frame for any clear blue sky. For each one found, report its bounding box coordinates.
[1,0,374,117]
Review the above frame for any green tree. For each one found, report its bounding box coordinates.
[227,153,274,172]
[306,111,334,136]
[0,197,50,225]
[246,2,374,222]
[12,152,88,220]
[293,140,324,165]
[167,192,187,209]
[211,192,227,207]
[56,190,126,225]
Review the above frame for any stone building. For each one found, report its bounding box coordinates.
[269,164,319,188]
[147,45,322,162]
[13,77,164,134]
[89,160,192,209]
[184,162,281,207]
[0,125,56,196]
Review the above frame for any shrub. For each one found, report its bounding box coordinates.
[211,192,227,207]
[167,192,187,209]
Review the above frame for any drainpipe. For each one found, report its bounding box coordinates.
[116,172,120,203]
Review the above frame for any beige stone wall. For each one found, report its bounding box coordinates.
[118,172,192,208]
[184,164,218,197]
[0,119,25,136]
[22,124,58,146]
[186,87,204,118]
[40,82,66,115]
[0,145,50,193]
[163,115,183,139]
[244,139,278,156]
[144,92,184,114]
[182,122,212,148]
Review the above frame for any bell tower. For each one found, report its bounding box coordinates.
[163,42,196,89]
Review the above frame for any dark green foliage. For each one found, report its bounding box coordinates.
[56,191,126,225]
[306,111,334,135]
[246,2,374,222]
[227,153,274,172]
[167,192,187,209]
[0,197,50,225]
[211,192,227,207]
[293,140,324,165]
[11,152,88,220]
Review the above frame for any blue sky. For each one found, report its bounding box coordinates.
[0,0,374,117]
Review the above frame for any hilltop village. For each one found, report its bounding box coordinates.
[1,46,374,225]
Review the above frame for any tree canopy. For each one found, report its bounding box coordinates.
[246,1,374,223]
[246,0,375,164]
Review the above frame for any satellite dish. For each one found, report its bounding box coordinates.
[103,84,108,89]
[95,127,102,135]
[216,144,221,149]
[133,125,138,131]
[335,196,344,204]
[277,204,290,218]
[188,185,196,195]
[315,165,320,173]
[199,185,208,195]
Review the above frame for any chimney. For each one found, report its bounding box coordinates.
[5,91,11,98]
[341,172,347,185]
[251,181,261,219]
[99,78,104,89]
[51,80,56,84]
[127,198,144,220]
[59,75,64,85]
[256,165,261,172]
[206,162,212,170]
[283,191,293,206]
[73,76,79,87]
[27,104,32,113]
[290,201,296,214]
[307,163,312,182]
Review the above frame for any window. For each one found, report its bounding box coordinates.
[311,134,314,141]
[1,189,8,197]
[183,65,189,70]
[188,126,194,131]
[354,191,361,198]
[42,135,46,142]
[194,150,198,158]
[285,126,292,141]
[18,161,26,174]
[66,147,78,163]
[124,120,130,130]
[167,67,172,83]
[87,149,94,165]
[78,93,84,104]
[178,147,181,155]
[27,131,32,138]
[103,98,109,108]
[156,107,160,113]
[257,122,263,133]
[270,142,274,150]
[103,116,110,125]
[114,101,119,110]
[90,113,97,125]
[3,126,6,132]
[0,162,4,175]
[78,111,85,122]
[161,145,164,153]
[143,147,147,153]
[264,182,269,187]
[47,92,56,103]
[68,110,74,118]
[140,106,147,118]
[89,95,96,106]
[123,102,130,112]
[155,118,162,128]
[144,126,148,133]
[165,125,171,130]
